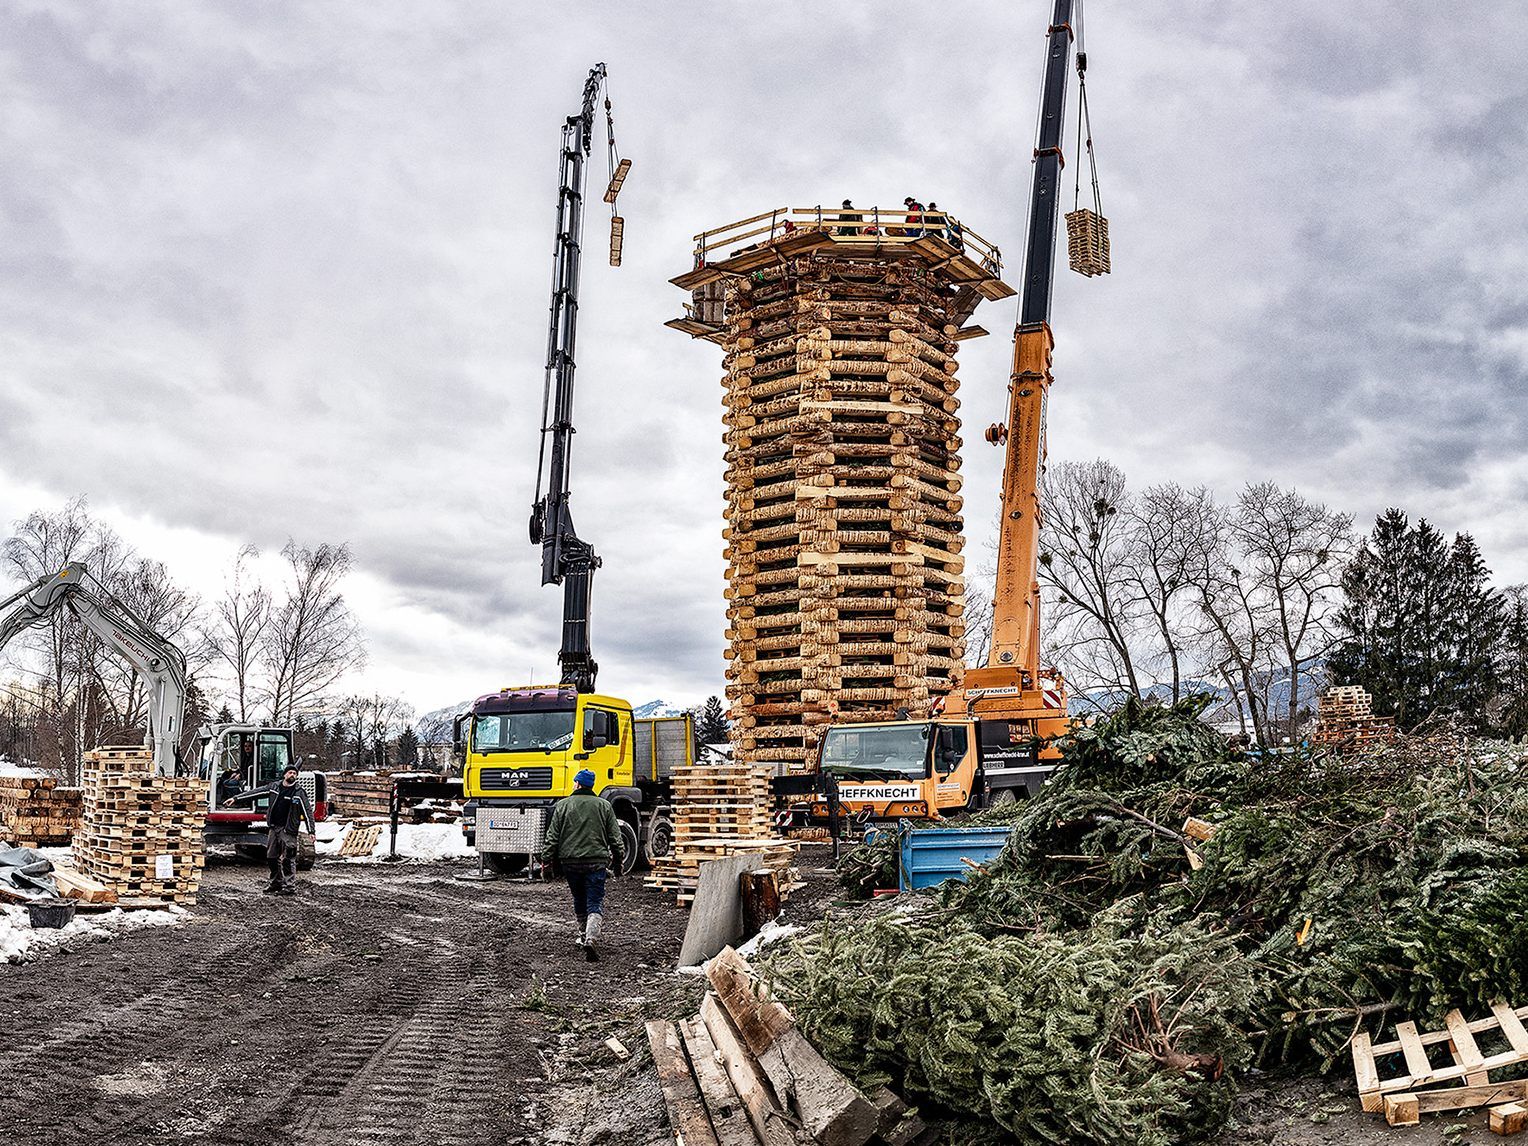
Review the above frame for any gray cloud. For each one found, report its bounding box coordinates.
[3,1,1526,713]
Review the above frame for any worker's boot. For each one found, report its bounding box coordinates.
[264,863,282,894]
[575,914,587,948]
[584,912,602,962]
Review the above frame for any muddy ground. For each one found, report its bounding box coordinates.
[0,846,1493,1146]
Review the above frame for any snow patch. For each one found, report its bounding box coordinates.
[318,820,475,863]
[1,903,187,965]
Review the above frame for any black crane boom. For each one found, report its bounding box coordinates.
[1019,1,1074,330]
[530,63,618,694]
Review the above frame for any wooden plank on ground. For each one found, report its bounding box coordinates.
[1447,1007,1491,1087]
[1494,1002,1528,1056]
[679,1017,763,1146]
[645,1019,721,1146]
[1397,1021,1433,1084]
[52,866,117,904]
[1410,1078,1528,1115]
[707,948,878,1146]
[1351,1031,1382,1113]
[699,993,799,1146]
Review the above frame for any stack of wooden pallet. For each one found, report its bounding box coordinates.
[648,947,927,1146]
[649,760,797,906]
[1313,685,1396,749]
[326,772,394,818]
[1064,207,1112,277]
[0,775,83,846]
[73,746,204,905]
[672,225,1009,775]
[1352,999,1528,1128]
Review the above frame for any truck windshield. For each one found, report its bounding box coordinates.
[820,724,930,778]
[473,711,576,754]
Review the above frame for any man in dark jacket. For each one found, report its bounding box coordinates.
[228,764,316,896]
[541,768,623,962]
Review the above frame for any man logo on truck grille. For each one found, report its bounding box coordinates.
[509,770,528,787]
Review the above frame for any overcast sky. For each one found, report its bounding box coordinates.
[2,2,1525,716]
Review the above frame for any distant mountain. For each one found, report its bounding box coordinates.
[632,699,690,719]
[415,696,692,732]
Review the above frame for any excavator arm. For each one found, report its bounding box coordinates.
[0,563,188,775]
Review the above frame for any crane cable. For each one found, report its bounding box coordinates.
[1071,0,1103,217]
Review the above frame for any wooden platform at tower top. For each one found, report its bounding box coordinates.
[667,205,1015,774]
[666,205,1013,344]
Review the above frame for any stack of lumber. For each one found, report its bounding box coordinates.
[0,775,83,846]
[326,772,394,818]
[648,947,927,1146]
[1352,999,1528,1128]
[650,760,798,906]
[672,225,1005,774]
[72,746,204,905]
[1313,685,1396,749]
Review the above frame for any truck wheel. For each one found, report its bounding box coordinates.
[990,788,1019,809]
[642,809,675,869]
[297,832,318,871]
[617,818,640,876]
[487,852,529,876]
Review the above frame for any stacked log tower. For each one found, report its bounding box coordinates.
[668,206,1016,773]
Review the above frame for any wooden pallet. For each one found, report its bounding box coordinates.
[1352,1002,1528,1124]
[338,823,383,857]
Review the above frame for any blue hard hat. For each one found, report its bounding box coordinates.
[574,769,596,788]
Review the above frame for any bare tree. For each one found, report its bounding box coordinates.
[203,545,270,721]
[263,542,364,724]
[1232,482,1353,736]
[1127,483,1216,703]
[335,692,412,771]
[2,499,126,778]
[415,713,456,772]
[1039,460,1146,700]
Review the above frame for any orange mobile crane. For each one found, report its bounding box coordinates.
[806,2,1086,822]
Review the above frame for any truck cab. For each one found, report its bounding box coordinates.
[456,686,647,874]
[811,716,1056,823]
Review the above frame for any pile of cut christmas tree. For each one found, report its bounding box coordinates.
[763,698,1528,1144]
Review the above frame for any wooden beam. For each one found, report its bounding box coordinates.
[698,993,799,1146]
[678,1018,762,1146]
[645,1019,722,1146]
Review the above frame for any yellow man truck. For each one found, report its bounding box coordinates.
[456,686,693,875]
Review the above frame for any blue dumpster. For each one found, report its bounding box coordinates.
[898,824,1016,891]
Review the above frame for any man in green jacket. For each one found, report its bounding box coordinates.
[541,768,624,962]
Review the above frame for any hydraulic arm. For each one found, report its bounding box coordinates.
[0,563,188,775]
[529,63,626,694]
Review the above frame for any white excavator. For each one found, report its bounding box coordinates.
[0,563,326,866]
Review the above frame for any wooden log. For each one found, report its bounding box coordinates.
[645,1019,723,1146]
[740,869,781,940]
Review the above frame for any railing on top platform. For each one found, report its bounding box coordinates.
[689,206,1003,277]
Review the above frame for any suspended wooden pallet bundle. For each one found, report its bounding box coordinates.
[669,210,1011,775]
[1065,208,1111,277]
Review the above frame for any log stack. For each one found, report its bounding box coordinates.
[73,746,204,904]
[1313,685,1396,750]
[0,775,83,847]
[672,218,1013,775]
[648,759,798,906]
